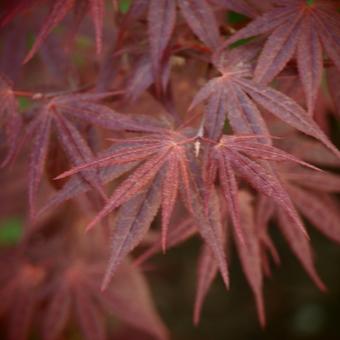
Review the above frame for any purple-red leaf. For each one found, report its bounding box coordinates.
[226,0,340,112]
[161,153,179,252]
[0,74,22,166]
[148,0,176,84]
[193,245,218,325]
[287,186,340,244]
[23,0,76,63]
[238,79,340,158]
[89,0,105,55]
[277,209,326,291]
[103,263,169,340]
[178,0,220,49]
[234,191,265,326]
[101,176,162,289]
[43,284,71,340]
[28,113,52,217]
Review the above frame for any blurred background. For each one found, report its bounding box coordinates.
[1,0,340,339]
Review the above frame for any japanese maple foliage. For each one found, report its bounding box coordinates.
[0,0,340,338]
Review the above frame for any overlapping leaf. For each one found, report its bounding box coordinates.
[21,92,161,217]
[2,0,106,63]
[191,46,340,160]
[255,164,340,290]
[121,0,220,92]
[57,130,230,288]
[204,134,318,242]
[0,73,23,167]
[43,261,168,340]
[193,187,226,324]
[283,166,340,244]
[233,191,265,326]
[0,240,168,340]
[148,0,176,87]
[226,0,340,113]
[0,260,45,340]
[132,135,326,326]
[328,66,340,118]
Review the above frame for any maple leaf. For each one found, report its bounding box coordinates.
[147,0,176,88]
[121,0,220,88]
[190,45,340,160]
[2,0,106,63]
[250,130,340,287]
[226,0,340,113]
[141,188,266,326]
[57,131,194,237]
[177,0,221,50]
[37,118,168,217]
[328,66,340,118]
[283,165,340,244]
[276,132,340,168]
[0,73,23,167]
[255,164,340,291]
[24,102,102,218]
[135,189,228,326]
[276,206,326,289]
[132,136,324,326]
[57,129,230,289]
[204,134,319,242]
[194,244,220,325]
[18,91,159,218]
[0,149,27,218]
[196,166,340,326]
[38,159,137,218]
[193,190,265,326]
[0,0,40,27]
[0,257,46,340]
[0,23,27,82]
[273,74,332,135]
[43,260,168,340]
[125,53,171,102]
[0,230,168,340]
[233,191,265,326]
[193,134,325,324]
[193,187,226,325]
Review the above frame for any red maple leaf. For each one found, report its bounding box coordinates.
[1,0,105,63]
[57,129,230,290]
[0,73,23,167]
[190,44,340,161]
[226,0,340,113]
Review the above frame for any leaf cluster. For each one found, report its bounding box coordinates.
[0,0,340,337]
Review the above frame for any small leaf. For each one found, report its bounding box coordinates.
[234,191,265,326]
[0,218,22,246]
[277,209,326,291]
[89,0,105,55]
[148,0,176,84]
[178,0,220,49]
[28,114,52,217]
[193,245,218,325]
[24,0,76,63]
[101,175,162,289]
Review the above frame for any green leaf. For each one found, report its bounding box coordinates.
[227,11,248,25]
[229,37,254,49]
[119,0,132,13]
[0,218,22,246]
[19,97,30,110]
